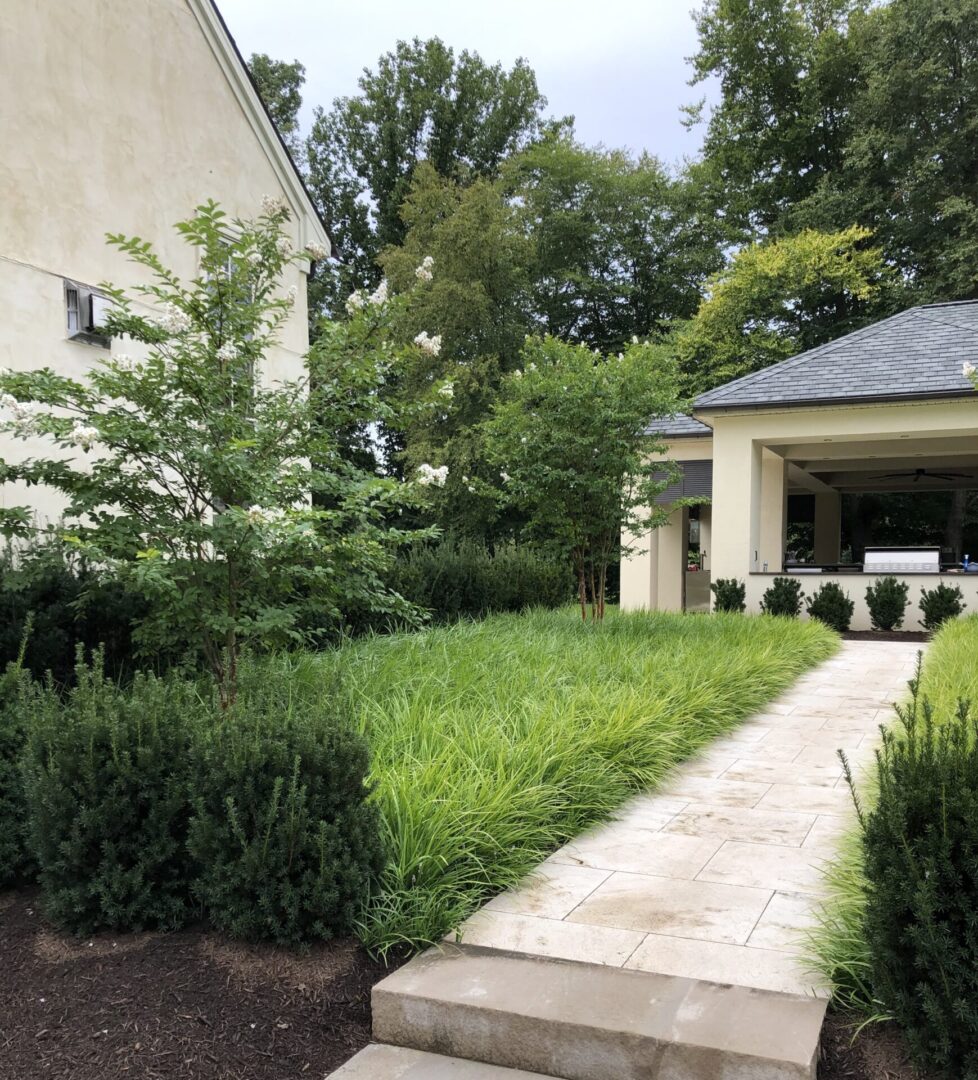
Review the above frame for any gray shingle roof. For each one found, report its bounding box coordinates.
[693,301,978,411]
[645,414,713,438]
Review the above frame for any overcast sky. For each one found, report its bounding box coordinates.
[217,0,715,167]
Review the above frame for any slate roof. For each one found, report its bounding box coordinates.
[693,301,978,412]
[644,414,713,438]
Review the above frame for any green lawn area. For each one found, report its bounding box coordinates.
[285,607,837,953]
[809,615,978,1015]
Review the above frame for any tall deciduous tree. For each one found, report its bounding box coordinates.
[306,38,548,316]
[506,134,724,352]
[248,53,307,160]
[675,226,888,393]
[484,336,682,621]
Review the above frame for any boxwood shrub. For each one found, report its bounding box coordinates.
[844,679,978,1076]
[806,581,854,633]
[865,575,910,631]
[711,578,746,613]
[187,664,385,947]
[760,576,804,618]
[21,656,200,932]
[919,582,966,632]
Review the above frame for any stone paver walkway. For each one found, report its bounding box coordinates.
[454,640,922,997]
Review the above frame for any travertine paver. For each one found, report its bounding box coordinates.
[454,639,921,996]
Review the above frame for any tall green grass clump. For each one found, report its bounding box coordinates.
[302,607,837,953]
[21,655,202,932]
[842,678,978,1077]
[187,664,384,948]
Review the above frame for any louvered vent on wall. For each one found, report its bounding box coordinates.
[654,460,713,504]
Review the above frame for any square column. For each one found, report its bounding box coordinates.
[758,448,787,573]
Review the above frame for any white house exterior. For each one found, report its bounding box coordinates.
[622,303,978,630]
[0,0,330,522]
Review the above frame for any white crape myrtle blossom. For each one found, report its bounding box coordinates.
[416,463,448,487]
[276,236,293,257]
[156,302,193,335]
[246,506,287,526]
[368,279,389,306]
[69,423,100,451]
[345,290,366,314]
[261,193,288,215]
[414,331,442,357]
[1,394,42,432]
[286,285,298,307]
[247,250,263,267]
[437,381,454,400]
[963,361,976,379]
[217,341,239,364]
[305,242,329,261]
[113,353,140,373]
[415,255,435,282]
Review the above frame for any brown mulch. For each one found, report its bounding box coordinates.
[842,631,930,643]
[0,888,401,1080]
[819,1011,940,1080]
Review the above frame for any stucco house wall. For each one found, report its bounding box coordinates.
[0,0,327,523]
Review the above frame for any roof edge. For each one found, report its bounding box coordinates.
[191,0,333,255]
[695,388,978,415]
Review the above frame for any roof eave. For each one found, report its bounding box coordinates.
[694,389,978,415]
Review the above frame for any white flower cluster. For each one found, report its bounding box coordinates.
[414,331,442,357]
[436,381,454,399]
[415,255,434,282]
[247,250,263,267]
[0,394,42,430]
[416,463,448,487]
[69,423,99,451]
[114,353,141,373]
[155,303,192,335]
[276,236,293,257]
[261,193,288,215]
[305,242,329,261]
[500,471,511,483]
[217,341,239,363]
[345,278,390,314]
[287,285,298,307]
[963,361,976,379]
[246,506,287,526]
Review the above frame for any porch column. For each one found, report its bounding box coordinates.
[655,505,688,612]
[699,506,712,574]
[710,431,757,580]
[814,491,842,564]
[757,448,787,573]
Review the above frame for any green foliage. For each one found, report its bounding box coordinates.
[0,200,425,703]
[21,657,200,933]
[306,37,546,316]
[806,581,855,632]
[387,537,572,622]
[0,641,32,886]
[843,671,978,1077]
[301,607,838,953]
[675,227,888,393]
[484,336,682,619]
[919,583,966,632]
[247,53,306,159]
[865,576,910,631]
[810,617,978,1017]
[710,577,746,613]
[760,576,805,618]
[187,663,384,948]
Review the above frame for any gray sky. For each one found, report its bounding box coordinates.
[217,0,714,167]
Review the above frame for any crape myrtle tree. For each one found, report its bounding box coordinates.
[484,335,682,621]
[0,199,437,705]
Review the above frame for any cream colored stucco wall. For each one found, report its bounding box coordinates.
[0,0,321,523]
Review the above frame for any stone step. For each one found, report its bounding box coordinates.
[371,944,826,1080]
[330,1043,554,1078]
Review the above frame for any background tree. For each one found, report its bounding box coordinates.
[484,336,682,620]
[506,133,724,352]
[247,53,307,160]
[675,226,888,393]
[306,38,548,316]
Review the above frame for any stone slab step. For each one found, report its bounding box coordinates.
[372,944,826,1080]
[330,1043,553,1078]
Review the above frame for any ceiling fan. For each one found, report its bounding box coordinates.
[868,467,974,483]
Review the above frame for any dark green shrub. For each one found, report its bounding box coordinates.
[187,661,385,947]
[919,583,966,632]
[806,581,855,632]
[865,575,910,631]
[386,536,573,623]
[711,578,746,613]
[760,577,804,617]
[844,667,978,1078]
[21,656,199,932]
[0,651,33,886]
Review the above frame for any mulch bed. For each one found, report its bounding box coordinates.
[819,1011,939,1080]
[842,631,930,643]
[0,888,402,1080]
